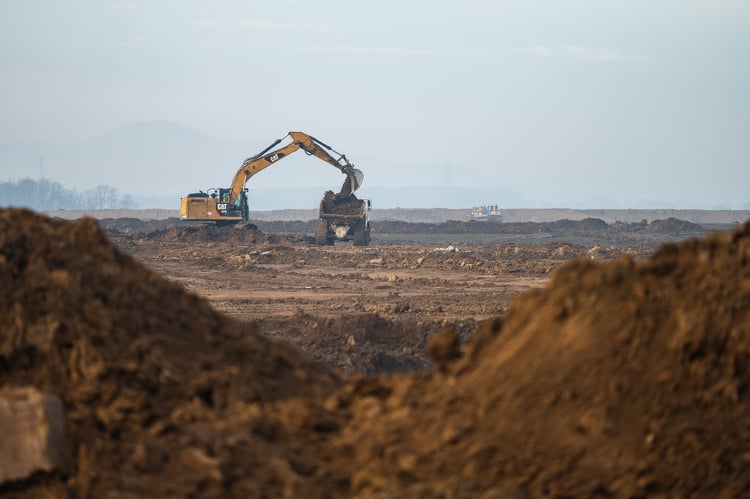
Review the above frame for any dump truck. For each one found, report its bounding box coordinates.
[317,190,371,246]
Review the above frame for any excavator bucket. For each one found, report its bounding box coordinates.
[339,168,364,197]
[350,168,364,192]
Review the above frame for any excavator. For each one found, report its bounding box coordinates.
[180,131,364,224]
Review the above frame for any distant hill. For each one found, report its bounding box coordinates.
[0,121,260,202]
[7,122,746,211]
[0,121,527,210]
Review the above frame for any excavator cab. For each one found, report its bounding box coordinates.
[214,188,231,216]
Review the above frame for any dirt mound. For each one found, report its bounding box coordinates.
[374,218,612,235]
[647,217,706,234]
[92,217,181,235]
[0,208,339,497]
[4,207,750,497]
[548,216,610,231]
[325,222,750,497]
[141,222,268,244]
[122,222,313,246]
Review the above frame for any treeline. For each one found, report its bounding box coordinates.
[0,177,137,211]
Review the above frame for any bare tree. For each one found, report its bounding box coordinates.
[0,178,138,211]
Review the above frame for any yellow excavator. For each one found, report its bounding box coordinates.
[180,131,364,224]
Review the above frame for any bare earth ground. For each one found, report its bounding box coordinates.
[102,216,700,374]
[4,208,750,497]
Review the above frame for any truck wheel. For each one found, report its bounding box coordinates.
[353,221,369,246]
[317,220,333,246]
[240,192,249,221]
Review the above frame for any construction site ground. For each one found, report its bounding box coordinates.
[105,216,715,374]
[4,209,750,498]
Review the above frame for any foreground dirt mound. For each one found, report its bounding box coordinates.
[0,209,339,497]
[4,207,750,497]
[325,222,750,497]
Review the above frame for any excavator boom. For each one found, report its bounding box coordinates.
[227,140,302,206]
[288,132,363,196]
[227,131,362,206]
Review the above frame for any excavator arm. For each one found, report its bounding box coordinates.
[180,131,363,224]
[226,140,302,206]
[227,131,363,207]
[288,131,364,197]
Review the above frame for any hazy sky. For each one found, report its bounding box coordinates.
[1,1,749,207]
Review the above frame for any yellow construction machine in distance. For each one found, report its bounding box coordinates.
[180,131,363,225]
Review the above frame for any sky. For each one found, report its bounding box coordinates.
[1,0,749,208]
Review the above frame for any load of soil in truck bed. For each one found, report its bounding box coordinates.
[320,190,363,216]
[2,207,750,498]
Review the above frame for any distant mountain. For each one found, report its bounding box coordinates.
[3,122,747,210]
[0,122,529,210]
[0,121,261,200]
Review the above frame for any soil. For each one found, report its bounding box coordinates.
[321,191,364,216]
[2,207,749,497]
[89,214,718,247]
